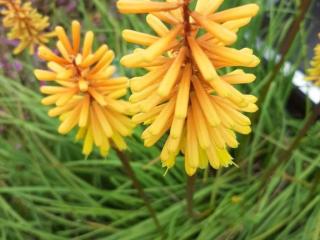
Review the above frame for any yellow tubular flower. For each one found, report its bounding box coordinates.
[118,0,260,175]
[306,34,320,85]
[0,0,54,54]
[34,21,134,157]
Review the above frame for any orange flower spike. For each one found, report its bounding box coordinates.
[34,21,134,157]
[0,0,54,54]
[118,0,260,175]
[306,34,320,85]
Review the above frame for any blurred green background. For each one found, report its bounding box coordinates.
[0,0,320,239]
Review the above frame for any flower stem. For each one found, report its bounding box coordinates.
[254,0,312,123]
[186,174,196,218]
[262,104,320,182]
[183,0,198,220]
[186,174,212,219]
[115,150,163,234]
[237,0,313,161]
[183,0,191,38]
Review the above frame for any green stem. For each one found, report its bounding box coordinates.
[262,104,320,182]
[115,150,163,235]
[186,175,196,218]
[238,0,313,163]
[253,0,312,123]
[186,174,212,219]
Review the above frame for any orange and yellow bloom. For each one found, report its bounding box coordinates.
[117,0,260,175]
[34,21,134,156]
[306,34,320,85]
[0,0,54,54]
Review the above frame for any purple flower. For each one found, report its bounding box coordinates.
[0,57,9,70]
[2,38,19,47]
[66,2,76,12]
[57,0,67,4]
[56,0,76,12]
[13,60,23,72]
[53,49,59,55]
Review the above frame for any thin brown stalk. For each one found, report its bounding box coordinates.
[186,175,214,220]
[182,0,212,220]
[115,150,163,235]
[253,0,312,123]
[262,103,320,183]
[182,0,196,220]
[186,174,212,219]
[186,175,196,218]
[237,0,313,161]
[182,0,191,41]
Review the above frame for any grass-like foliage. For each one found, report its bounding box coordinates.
[0,0,319,239]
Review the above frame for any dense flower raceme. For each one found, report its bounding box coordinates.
[117,0,260,175]
[0,0,54,54]
[306,34,320,85]
[34,21,134,156]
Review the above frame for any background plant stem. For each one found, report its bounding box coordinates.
[115,150,163,234]
[237,0,313,161]
[262,104,320,182]
[254,0,312,123]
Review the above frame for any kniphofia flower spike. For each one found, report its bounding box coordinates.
[0,0,54,54]
[34,21,134,156]
[306,34,320,85]
[117,0,260,175]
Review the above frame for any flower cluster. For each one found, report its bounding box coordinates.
[306,34,320,85]
[0,0,54,54]
[34,21,134,156]
[117,0,260,175]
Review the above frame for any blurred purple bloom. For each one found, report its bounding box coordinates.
[57,0,66,4]
[0,58,9,70]
[0,53,23,78]
[13,60,23,72]
[66,2,76,12]
[57,0,76,12]
[53,49,59,55]
[2,38,19,47]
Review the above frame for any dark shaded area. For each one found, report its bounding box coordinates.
[287,87,307,119]
[286,1,320,119]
